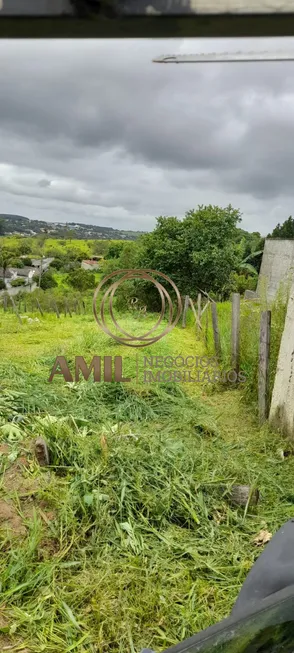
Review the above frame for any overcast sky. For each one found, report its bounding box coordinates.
[1,37,294,235]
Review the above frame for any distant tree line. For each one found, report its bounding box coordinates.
[267,216,294,239]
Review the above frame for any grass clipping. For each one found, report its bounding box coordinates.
[0,375,293,652]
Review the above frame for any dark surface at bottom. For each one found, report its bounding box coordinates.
[141,519,294,653]
[2,14,294,38]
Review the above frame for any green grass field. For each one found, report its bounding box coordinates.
[0,302,293,653]
[0,235,121,262]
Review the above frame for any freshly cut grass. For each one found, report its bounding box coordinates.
[0,305,292,653]
[1,376,294,652]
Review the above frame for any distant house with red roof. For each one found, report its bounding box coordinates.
[81,259,101,271]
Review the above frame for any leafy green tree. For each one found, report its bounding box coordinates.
[92,240,109,256]
[65,245,89,262]
[100,242,140,309]
[62,260,80,273]
[61,226,76,243]
[18,239,32,255]
[0,219,5,236]
[66,268,96,291]
[137,205,241,300]
[11,278,26,288]
[235,230,264,274]
[231,272,257,294]
[37,233,48,253]
[0,279,5,290]
[0,248,15,278]
[40,270,58,290]
[105,241,125,260]
[119,242,139,269]
[269,216,294,239]
[21,257,33,266]
[49,258,63,270]
[9,258,24,268]
[103,242,138,276]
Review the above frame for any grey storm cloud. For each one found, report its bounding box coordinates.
[38,179,52,187]
[1,37,294,234]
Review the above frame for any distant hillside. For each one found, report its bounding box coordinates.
[0,214,146,241]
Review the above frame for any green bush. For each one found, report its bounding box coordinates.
[66,268,96,291]
[40,270,58,290]
[18,240,32,255]
[62,261,80,273]
[9,258,24,268]
[21,257,32,266]
[105,241,125,260]
[0,278,6,290]
[49,258,63,270]
[11,278,26,287]
[231,273,257,295]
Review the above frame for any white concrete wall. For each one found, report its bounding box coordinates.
[0,283,37,297]
[257,239,294,302]
[269,284,294,438]
[189,0,294,12]
[126,0,294,14]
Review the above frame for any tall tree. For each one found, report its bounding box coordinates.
[0,248,14,279]
[137,205,241,299]
[269,216,294,239]
[235,231,264,274]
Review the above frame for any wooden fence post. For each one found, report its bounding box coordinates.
[211,301,221,359]
[182,295,189,328]
[201,301,210,317]
[36,299,44,317]
[66,301,72,318]
[197,293,202,339]
[53,301,60,319]
[205,305,209,349]
[10,295,22,325]
[258,310,271,423]
[231,293,240,373]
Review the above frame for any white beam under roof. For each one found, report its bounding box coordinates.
[124,0,294,15]
[177,0,294,12]
[153,51,294,63]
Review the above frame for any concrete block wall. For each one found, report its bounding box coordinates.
[269,284,294,438]
[257,239,294,302]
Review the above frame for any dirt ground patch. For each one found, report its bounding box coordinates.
[0,446,56,538]
[0,635,31,652]
[0,499,27,537]
[0,609,32,651]
[3,462,40,495]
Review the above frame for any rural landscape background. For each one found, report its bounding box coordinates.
[2,35,294,653]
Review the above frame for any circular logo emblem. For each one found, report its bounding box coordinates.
[93,269,182,347]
